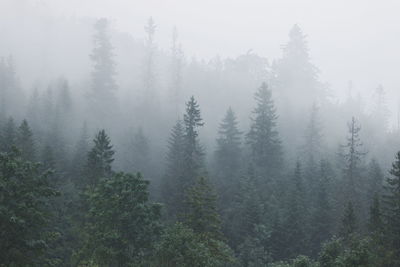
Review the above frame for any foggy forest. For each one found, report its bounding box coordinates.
[1,1,400,266]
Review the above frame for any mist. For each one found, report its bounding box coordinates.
[1,0,400,266]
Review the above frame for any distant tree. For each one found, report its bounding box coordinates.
[16,119,35,161]
[339,201,357,242]
[131,127,150,175]
[183,96,205,186]
[143,17,157,109]
[1,117,16,152]
[310,160,333,256]
[368,193,383,235]
[85,129,115,189]
[0,149,58,266]
[90,18,117,122]
[161,120,186,219]
[169,27,184,115]
[184,176,222,240]
[341,117,367,207]
[382,151,400,264]
[214,107,242,204]
[282,162,308,258]
[79,172,161,266]
[367,159,384,202]
[70,122,90,187]
[246,82,282,183]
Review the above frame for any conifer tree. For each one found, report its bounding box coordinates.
[310,160,332,256]
[131,127,150,175]
[246,82,282,182]
[340,201,357,241]
[184,176,221,240]
[70,122,90,187]
[169,27,184,115]
[183,96,205,186]
[162,120,186,219]
[16,119,35,161]
[85,129,115,189]
[368,193,383,235]
[90,18,117,122]
[214,107,242,203]
[383,151,400,262]
[1,117,16,152]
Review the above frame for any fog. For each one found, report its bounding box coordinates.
[1,0,400,265]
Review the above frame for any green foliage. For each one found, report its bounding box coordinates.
[246,82,282,181]
[85,129,115,189]
[16,119,35,161]
[154,223,235,267]
[0,149,58,266]
[77,172,161,266]
[184,176,222,239]
[339,202,357,241]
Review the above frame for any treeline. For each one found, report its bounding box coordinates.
[1,17,400,267]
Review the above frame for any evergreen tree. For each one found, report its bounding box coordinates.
[1,117,16,152]
[70,122,90,187]
[169,27,184,115]
[131,127,150,175]
[382,151,400,264]
[162,120,186,219]
[341,117,367,208]
[214,107,242,204]
[183,96,205,187]
[367,159,384,202]
[184,176,222,239]
[16,119,35,161]
[340,201,357,241]
[0,149,58,266]
[246,82,282,183]
[310,160,332,256]
[282,162,308,258]
[90,18,117,123]
[85,129,115,189]
[79,172,161,266]
[368,193,383,235]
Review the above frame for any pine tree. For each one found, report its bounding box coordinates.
[184,176,221,240]
[131,127,150,175]
[382,151,400,263]
[70,122,90,187]
[162,120,186,219]
[246,82,282,182]
[90,18,117,123]
[367,159,384,202]
[310,160,332,256]
[1,117,16,152]
[183,96,205,186]
[282,162,307,258]
[16,119,35,161]
[85,129,115,189]
[342,117,367,206]
[214,107,242,204]
[340,201,357,241]
[368,193,383,235]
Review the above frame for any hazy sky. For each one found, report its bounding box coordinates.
[4,0,400,124]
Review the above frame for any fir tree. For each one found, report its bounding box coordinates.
[382,151,400,263]
[1,117,16,152]
[184,176,222,240]
[340,201,357,241]
[161,120,186,219]
[90,18,117,122]
[183,96,205,187]
[85,129,115,189]
[16,119,35,161]
[368,193,383,235]
[214,107,242,204]
[246,82,282,182]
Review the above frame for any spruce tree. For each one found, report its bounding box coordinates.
[183,96,205,187]
[214,107,242,204]
[16,119,35,161]
[85,129,115,189]
[1,117,16,152]
[246,82,282,183]
[383,151,400,263]
[162,119,186,219]
[90,18,117,123]
[368,193,383,235]
[184,176,221,240]
[340,201,357,242]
